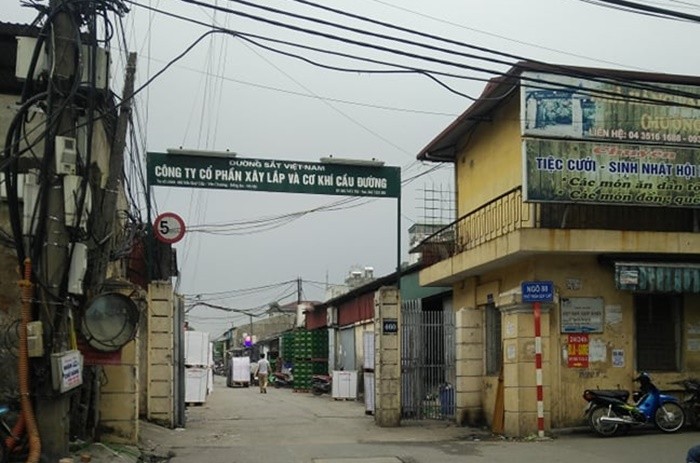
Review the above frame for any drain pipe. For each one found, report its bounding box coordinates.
[18,258,41,462]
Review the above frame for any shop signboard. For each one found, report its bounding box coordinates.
[520,71,700,147]
[523,138,700,207]
[147,152,401,198]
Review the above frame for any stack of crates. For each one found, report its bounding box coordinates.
[280,329,330,390]
[311,330,329,376]
[281,332,295,363]
[311,330,328,358]
[293,330,312,390]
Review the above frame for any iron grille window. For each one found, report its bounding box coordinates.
[485,303,502,375]
[635,294,682,372]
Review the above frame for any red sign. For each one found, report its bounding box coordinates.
[567,334,589,368]
[77,339,122,365]
[153,212,186,244]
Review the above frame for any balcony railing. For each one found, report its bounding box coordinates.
[415,188,531,262]
[414,186,699,264]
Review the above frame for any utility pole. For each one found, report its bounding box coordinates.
[91,52,137,287]
[297,276,302,304]
[37,0,76,458]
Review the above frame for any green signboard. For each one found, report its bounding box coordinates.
[146,152,401,198]
[524,139,700,207]
[521,71,700,148]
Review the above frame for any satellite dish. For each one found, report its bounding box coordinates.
[81,292,139,352]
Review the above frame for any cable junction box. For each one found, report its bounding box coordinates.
[51,350,83,394]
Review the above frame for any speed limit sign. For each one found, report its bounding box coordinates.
[153,212,186,244]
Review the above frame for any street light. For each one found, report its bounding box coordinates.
[166,148,237,158]
[319,155,385,166]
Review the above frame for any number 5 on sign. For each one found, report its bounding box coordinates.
[153,212,186,244]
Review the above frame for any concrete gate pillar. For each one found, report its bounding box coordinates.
[455,307,484,425]
[454,279,483,426]
[500,303,551,436]
[374,286,401,427]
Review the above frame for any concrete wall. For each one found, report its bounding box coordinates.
[100,339,139,443]
[456,96,522,216]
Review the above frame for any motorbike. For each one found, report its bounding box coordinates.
[311,374,332,396]
[213,360,226,376]
[271,369,293,388]
[583,372,685,437]
[670,377,700,427]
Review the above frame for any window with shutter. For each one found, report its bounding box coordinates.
[635,294,682,372]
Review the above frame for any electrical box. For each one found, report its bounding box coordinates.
[63,175,91,229]
[15,37,47,81]
[26,321,44,357]
[16,37,110,89]
[55,136,77,175]
[51,350,83,394]
[67,242,88,295]
[0,173,25,201]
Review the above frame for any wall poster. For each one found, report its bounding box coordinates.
[561,297,604,333]
[567,334,589,368]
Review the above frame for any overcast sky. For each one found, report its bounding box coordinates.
[5,0,700,338]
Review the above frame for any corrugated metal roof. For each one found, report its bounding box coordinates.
[416,61,700,162]
[615,262,700,293]
[0,22,41,37]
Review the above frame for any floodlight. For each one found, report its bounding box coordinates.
[81,292,139,352]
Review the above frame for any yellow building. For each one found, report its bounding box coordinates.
[415,62,700,436]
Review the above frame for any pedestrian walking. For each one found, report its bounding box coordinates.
[255,353,271,394]
[688,444,700,463]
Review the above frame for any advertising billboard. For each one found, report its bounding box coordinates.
[523,138,700,207]
[520,71,700,147]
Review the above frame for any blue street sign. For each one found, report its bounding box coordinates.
[521,281,554,303]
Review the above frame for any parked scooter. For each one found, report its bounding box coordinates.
[583,372,685,437]
[670,377,700,427]
[271,369,293,388]
[311,374,332,396]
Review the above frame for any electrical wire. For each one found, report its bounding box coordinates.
[125,0,700,111]
[177,0,700,103]
[579,0,700,21]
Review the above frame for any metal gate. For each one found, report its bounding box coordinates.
[401,299,456,420]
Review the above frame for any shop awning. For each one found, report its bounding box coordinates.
[615,262,700,293]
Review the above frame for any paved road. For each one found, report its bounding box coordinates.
[140,376,700,463]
